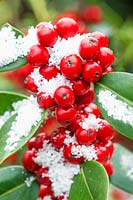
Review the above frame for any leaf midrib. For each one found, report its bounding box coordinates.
[0,182,25,198]
[96,82,133,107]
[81,167,93,200]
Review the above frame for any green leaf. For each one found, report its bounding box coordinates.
[0,165,39,200]
[0,23,27,72]
[0,91,45,164]
[69,160,109,200]
[94,72,133,139]
[110,144,133,194]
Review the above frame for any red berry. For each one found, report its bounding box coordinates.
[39,65,58,80]
[75,127,97,145]
[82,61,102,82]
[71,79,90,96]
[37,22,58,47]
[38,184,53,198]
[97,47,115,70]
[51,127,67,149]
[97,119,115,142]
[67,113,84,132]
[78,21,88,34]
[37,92,55,108]
[103,160,114,177]
[27,45,49,66]
[27,137,36,150]
[33,132,50,150]
[60,54,82,79]
[56,105,76,125]
[91,31,108,47]
[81,6,103,23]
[24,75,38,93]
[105,141,114,159]
[79,37,99,60]
[54,86,75,106]
[103,66,114,74]
[36,167,51,185]
[76,87,94,104]
[22,150,38,172]
[56,17,79,39]
[95,143,109,163]
[86,103,100,118]
[63,143,84,164]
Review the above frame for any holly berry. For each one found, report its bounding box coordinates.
[95,143,109,163]
[67,113,84,132]
[91,31,108,47]
[85,103,100,118]
[79,37,99,60]
[28,132,50,150]
[39,65,58,80]
[36,167,51,186]
[24,75,38,93]
[82,61,102,82]
[75,127,97,145]
[22,150,38,172]
[38,184,53,198]
[81,6,103,23]
[54,86,75,106]
[60,54,82,79]
[63,143,84,164]
[97,47,115,69]
[76,87,94,104]
[37,92,55,108]
[97,119,115,142]
[56,106,76,125]
[27,45,49,66]
[37,22,58,47]
[103,160,114,177]
[105,140,114,159]
[56,17,79,39]
[51,127,67,149]
[71,79,90,96]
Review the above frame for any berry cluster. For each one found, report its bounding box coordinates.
[22,17,115,200]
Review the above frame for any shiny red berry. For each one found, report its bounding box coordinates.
[38,184,53,198]
[39,65,58,80]
[32,132,50,150]
[37,92,55,108]
[95,143,109,164]
[75,127,97,145]
[54,86,75,106]
[37,22,58,47]
[91,31,108,47]
[97,47,115,69]
[22,150,38,172]
[103,160,114,177]
[36,167,51,186]
[71,79,90,96]
[51,127,67,149]
[24,75,38,93]
[60,54,82,79]
[105,141,114,159]
[97,119,115,142]
[85,103,100,118]
[27,137,36,150]
[56,17,79,39]
[56,105,76,125]
[63,143,84,164]
[27,45,49,66]
[67,113,84,132]
[82,61,102,82]
[76,87,94,104]
[79,37,99,60]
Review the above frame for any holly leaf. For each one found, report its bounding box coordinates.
[0,23,27,72]
[0,91,45,164]
[110,144,133,194]
[95,72,133,139]
[69,160,109,200]
[0,165,39,200]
